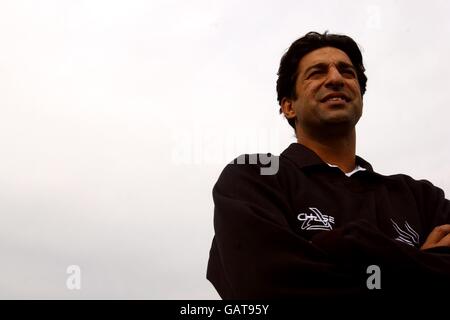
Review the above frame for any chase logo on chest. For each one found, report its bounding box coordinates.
[297,207,335,231]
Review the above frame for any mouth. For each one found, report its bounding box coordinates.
[320,93,350,103]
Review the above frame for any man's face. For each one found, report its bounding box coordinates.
[284,46,363,133]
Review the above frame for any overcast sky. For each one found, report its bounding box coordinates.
[0,0,449,299]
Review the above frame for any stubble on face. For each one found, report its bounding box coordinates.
[292,47,363,137]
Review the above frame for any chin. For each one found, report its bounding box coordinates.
[322,114,352,123]
[321,109,360,124]
[321,116,357,129]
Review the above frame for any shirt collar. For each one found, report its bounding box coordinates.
[280,142,375,173]
[327,163,366,177]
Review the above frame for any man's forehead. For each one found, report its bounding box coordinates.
[299,47,354,71]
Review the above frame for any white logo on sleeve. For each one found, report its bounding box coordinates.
[391,219,420,247]
[297,207,335,231]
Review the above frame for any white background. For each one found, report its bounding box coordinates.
[0,0,449,299]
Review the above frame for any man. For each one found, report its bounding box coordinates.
[206,31,450,299]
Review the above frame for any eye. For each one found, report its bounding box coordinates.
[307,70,325,79]
[342,69,356,78]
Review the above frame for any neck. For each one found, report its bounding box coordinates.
[296,127,356,173]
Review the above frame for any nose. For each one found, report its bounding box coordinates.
[324,66,344,90]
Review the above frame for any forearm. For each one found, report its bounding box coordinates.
[311,220,450,290]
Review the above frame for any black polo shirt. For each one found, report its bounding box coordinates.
[207,143,450,299]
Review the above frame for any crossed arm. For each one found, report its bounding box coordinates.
[207,164,450,299]
[421,224,450,250]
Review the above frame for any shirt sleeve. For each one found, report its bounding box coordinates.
[207,161,450,299]
[309,175,450,290]
[206,161,366,299]
[311,219,450,292]
[310,177,450,293]
[407,177,450,236]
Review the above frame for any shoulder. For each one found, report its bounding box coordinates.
[214,153,282,190]
[219,153,280,177]
[379,172,446,199]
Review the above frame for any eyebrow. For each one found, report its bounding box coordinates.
[303,61,356,76]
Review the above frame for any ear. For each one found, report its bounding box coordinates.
[280,97,296,120]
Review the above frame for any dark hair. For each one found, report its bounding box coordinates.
[276,31,367,130]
